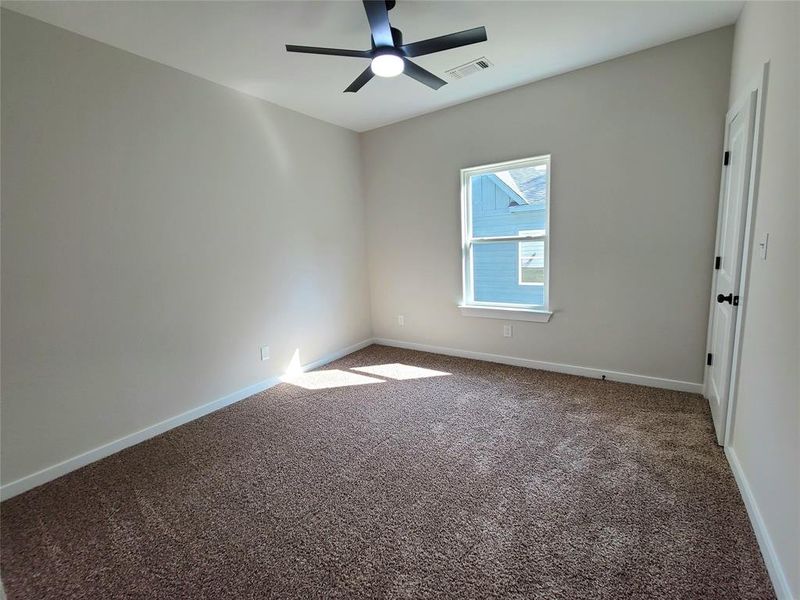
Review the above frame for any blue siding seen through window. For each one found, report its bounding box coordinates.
[474,243,544,304]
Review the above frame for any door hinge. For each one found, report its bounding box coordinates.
[723,151,730,166]
[707,353,713,366]
[714,256,721,270]
[733,295,740,306]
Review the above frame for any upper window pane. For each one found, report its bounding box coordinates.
[469,162,548,238]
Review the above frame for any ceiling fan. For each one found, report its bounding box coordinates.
[286,0,487,93]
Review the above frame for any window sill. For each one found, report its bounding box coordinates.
[458,305,553,322]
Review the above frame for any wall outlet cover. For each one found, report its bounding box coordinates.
[260,345,270,361]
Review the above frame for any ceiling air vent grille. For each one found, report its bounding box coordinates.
[446,57,493,80]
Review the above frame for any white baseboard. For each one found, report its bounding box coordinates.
[0,338,373,502]
[6,336,784,598]
[0,336,703,501]
[373,338,704,394]
[725,447,794,600]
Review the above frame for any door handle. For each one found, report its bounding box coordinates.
[717,293,733,304]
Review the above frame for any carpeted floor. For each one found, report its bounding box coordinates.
[0,345,773,599]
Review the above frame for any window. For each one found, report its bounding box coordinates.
[459,155,551,321]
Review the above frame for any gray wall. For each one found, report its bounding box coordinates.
[726,2,799,596]
[361,28,733,385]
[1,10,372,485]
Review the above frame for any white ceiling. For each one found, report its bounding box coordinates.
[3,1,743,132]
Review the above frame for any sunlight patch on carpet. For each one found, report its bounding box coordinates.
[281,369,384,390]
[352,363,451,380]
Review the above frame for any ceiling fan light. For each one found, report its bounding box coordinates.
[371,53,404,78]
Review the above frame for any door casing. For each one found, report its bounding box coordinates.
[703,62,769,446]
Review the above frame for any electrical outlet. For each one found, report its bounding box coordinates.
[398,315,405,327]
[260,345,270,361]
[503,325,512,338]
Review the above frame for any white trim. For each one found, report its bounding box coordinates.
[373,338,703,393]
[472,234,545,244]
[705,87,758,445]
[460,154,551,178]
[458,305,552,322]
[725,447,794,599]
[723,63,769,445]
[703,63,769,447]
[0,338,373,501]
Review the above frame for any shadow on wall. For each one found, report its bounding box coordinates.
[247,95,292,175]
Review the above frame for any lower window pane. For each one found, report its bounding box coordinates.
[473,242,545,305]
[520,267,545,284]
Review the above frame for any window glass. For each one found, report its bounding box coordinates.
[469,165,548,238]
[462,157,550,309]
[519,236,545,286]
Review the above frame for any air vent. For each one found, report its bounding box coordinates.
[446,57,493,80]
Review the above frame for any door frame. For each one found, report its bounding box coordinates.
[703,62,769,446]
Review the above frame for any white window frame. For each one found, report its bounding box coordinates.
[458,155,552,322]
[517,230,546,287]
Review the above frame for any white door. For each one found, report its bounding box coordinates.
[706,91,757,445]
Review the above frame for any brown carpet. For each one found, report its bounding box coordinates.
[1,345,773,599]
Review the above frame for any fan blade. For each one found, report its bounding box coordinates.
[403,59,447,90]
[344,66,375,93]
[401,26,487,57]
[286,45,371,58]
[362,0,394,47]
